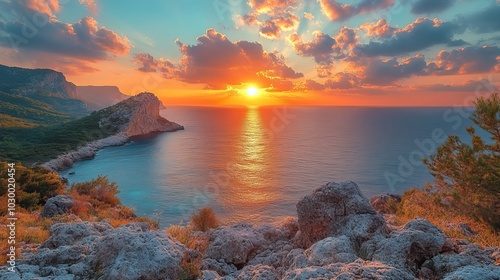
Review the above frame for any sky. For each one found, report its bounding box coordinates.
[0,0,499,106]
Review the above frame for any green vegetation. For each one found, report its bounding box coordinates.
[396,93,500,247]
[0,110,119,163]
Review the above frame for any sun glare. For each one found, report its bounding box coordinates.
[246,86,259,97]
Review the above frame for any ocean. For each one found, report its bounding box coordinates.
[60,106,477,226]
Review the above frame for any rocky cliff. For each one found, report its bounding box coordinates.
[42,92,183,171]
[0,64,77,98]
[2,181,498,279]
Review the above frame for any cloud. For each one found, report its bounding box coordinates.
[360,19,396,38]
[0,1,130,72]
[325,72,359,89]
[133,52,175,75]
[362,54,427,85]
[458,4,500,34]
[410,0,455,14]
[174,29,302,89]
[304,79,326,90]
[241,0,300,39]
[426,46,500,75]
[79,0,97,14]
[289,32,337,65]
[318,0,394,21]
[303,12,315,20]
[414,79,498,92]
[355,17,465,57]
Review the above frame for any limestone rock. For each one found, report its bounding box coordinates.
[305,235,358,266]
[40,195,74,218]
[296,181,387,247]
[369,193,401,214]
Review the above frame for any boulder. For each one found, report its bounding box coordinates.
[442,265,500,280]
[369,193,401,214]
[305,235,358,266]
[370,219,447,273]
[40,195,74,218]
[296,181,387,247]
[234,265,278,280]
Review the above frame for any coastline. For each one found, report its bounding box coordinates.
[41,122,184,172]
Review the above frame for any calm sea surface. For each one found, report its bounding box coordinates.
[61,106,477,226]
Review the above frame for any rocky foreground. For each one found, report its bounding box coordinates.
[2,181,499,280]
[42,93,183,171]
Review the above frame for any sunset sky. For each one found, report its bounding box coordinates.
[0,0,499,106]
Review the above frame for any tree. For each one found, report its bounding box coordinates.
[423,93,500,230]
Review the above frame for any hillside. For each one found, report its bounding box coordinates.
[0,64,88,126]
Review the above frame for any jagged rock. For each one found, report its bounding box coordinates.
[201,270,222,280]
[326,259,416,280]
[20,222,185,279]
[40,195,74,218]
[457,222,477,236]
[93,223,184,280]
[369,193,401,214]
[295,181,387,247]
[205,223,266,266]
[305,235,358,266]
[369,219,446,273]
[442,265,500,280]
[282,266,336,280]
[233,265,278,280]
[201,258,237,276]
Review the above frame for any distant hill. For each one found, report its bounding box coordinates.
[76,86,130,110]
[0,64,88,126]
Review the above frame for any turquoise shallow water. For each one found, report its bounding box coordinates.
[61,106,477,226]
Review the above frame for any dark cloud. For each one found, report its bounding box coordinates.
[410,0,455,14]
[174,29,302,89]
[133,52,175,75]
[289,32,337,65]
[362,55,427,85]
[415,79,498,92]
[355,18,465,57]
[426,46,500,75]
[318,0,394,21]
[304,79,326,90]
[0,0,130,72]
[459,4,500,34]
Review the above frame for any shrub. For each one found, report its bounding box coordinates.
[70,176,121,207]
[190,208,219,232]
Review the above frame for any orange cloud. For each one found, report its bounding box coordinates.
[79,0,97,14]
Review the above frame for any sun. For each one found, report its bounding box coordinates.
[246,86,259,97]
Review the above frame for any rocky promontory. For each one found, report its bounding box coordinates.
[42,92,183,171]
[2,181,498,279]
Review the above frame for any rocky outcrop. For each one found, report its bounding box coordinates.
[2,180,499,280]
[2,222,185,280]
[40,195,74,218]
[369,193,402,214]
[295,181,387,247]
[42,92,183,171]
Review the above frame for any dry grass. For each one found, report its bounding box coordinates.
[190,208,219,232]
[397,188,500,248]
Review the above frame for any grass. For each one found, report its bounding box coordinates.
[190,207,219,232]
[396,187,500,248]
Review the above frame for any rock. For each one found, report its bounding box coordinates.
[442,265,500,280]
[305,236,358,266]
[283,266,336,280]
[40,195,74,218]
[201,259,237,276]
[370,218,446,273]
[205,223,266,266]
[295,181,387,247]
[201,270,222,280]
[234,265,278,280]
[369,193,401,214]
[23,222,185,280]
[326,259,416,280]
[93,222,185,280]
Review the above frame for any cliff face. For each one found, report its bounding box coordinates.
[42,92,183,171]
[76,86,129,109]
[98,92,183,137]
[0,64,77,98]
